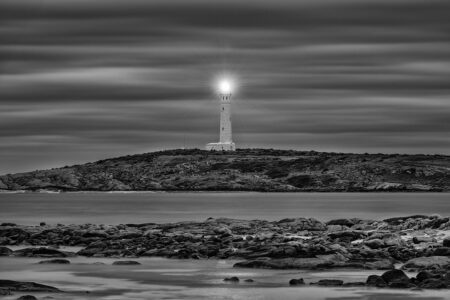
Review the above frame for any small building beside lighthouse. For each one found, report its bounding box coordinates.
[206,79,236,151]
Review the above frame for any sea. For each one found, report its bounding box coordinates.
[0,192,449,300]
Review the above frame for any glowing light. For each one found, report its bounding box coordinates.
[218,78,233,94]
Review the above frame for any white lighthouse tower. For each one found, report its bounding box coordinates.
[206,79,236,151]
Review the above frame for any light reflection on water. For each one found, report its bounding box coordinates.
[0,257,448,300]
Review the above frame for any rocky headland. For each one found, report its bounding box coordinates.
[1,149,449,192]
[1,215,450,292]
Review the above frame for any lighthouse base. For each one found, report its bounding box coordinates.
[206,142,236,151]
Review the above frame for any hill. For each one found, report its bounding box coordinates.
[0,149,449,192]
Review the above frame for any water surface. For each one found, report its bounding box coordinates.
[0,192,448,225]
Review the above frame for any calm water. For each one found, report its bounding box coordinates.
[1,255,449,300]
[0,192,449,225]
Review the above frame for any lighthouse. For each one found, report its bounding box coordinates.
[206,79,236,151]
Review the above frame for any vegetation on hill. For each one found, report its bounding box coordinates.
[0,149,449,192]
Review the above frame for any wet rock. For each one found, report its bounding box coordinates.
[0,280,59,292]
[413,236,434,244]
[112,260,141,265]
[418,279,448,289]
[223,277,239,282]
[17,296,38,300]
[443,238,450,247]
[432,247,450,256]
[13,247,71,258]
[315,279,343,286]
[0,246,13,256]
[366,275,387,287]
[0,227,30,243]
[381,269,409,285]
[402,256,450,270]
[0,223,16,227]
[0,288,11,295]
[38,259,70,264]
[326,219,355,227]
[343,282,366,287]
[40,222,46,226]
[244,279,254,282]
[289,278,305,285]
[389,280,414,288]
[416,271,433,282]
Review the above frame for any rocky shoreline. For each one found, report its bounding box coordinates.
[1,214,450,296]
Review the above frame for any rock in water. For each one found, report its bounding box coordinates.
[38,259,70,264]
[0,280,59,292]
[381,270,409,284]
[289,278,305,285]
[112,261,141,265]
[223,277,239,282]
[366,275,387,287]
[315,279,343,286]
[17,296,37,300]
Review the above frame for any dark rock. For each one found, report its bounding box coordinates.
[0,246,13,256]
[328,231,366,243]
[223,277,239,282]
[0,280,59,292]
[381,269,409,284]
[289,278,305,285]
[40,222,46,226]
[416,271,432,282]
[326,219,355,227]
[244,279,254,282]
[0,223,16,227]
[364,239,385,249]
[432,247,450,256]
[316,279,343,286]
[38,259,70,264]
[413,236,434,244]
[443,238,450,248]
[112,261,141,265]
[366,275,386,287]
[402,256,450,270]
[389,279,414,288]
[418,279,448,289]
[13,247,70,258]
[0,228,30,242]
[0,288,11,295]
[17,296,38,300]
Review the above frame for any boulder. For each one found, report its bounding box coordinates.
[0,246,13,256]
[0,280,59,292]
[326,219,355,227]
[112,261,141,265]
[289,278,305,285]
[418,279,448,289]
[364,239,385,249]
[17,296,38,300]
[315,279,343,286]
[381,269,409,284]
[38,259,70,264]
[366,275,387,287]
[443,238,450,247]
[402,256,450,270]
[223,277,239,282]
[13,247,71,258]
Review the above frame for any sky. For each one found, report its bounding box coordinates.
[1,0,450,174]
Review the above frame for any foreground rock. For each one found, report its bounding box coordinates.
[112,261,141,265]
[17,296,37,300]
[0,280,59,292]
[38,259,70,264]
[0,215,449,280]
